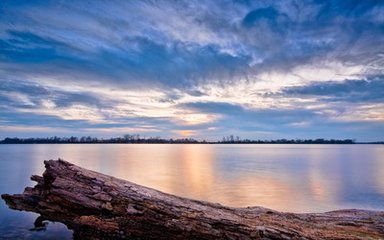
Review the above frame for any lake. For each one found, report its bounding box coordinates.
[0,144,383,239]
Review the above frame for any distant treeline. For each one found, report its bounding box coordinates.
[0,135,199,144]
[220,138,356,144]
[0,135,380,144]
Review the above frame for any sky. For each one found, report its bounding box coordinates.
[0,0,383,141]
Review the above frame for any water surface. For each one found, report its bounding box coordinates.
[0,144,383,238]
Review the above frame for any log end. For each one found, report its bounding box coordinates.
[44,158,73,169]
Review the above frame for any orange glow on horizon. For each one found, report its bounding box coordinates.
[178,130,194,137]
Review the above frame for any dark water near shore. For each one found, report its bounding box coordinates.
[0,144,383,239]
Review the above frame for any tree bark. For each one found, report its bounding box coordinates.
[2,159,384,239]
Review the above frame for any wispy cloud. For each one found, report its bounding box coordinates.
[0,0,383,141]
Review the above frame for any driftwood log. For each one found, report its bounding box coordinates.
[2,159,384,239]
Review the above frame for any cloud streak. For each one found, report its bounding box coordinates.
[0,0,383,141]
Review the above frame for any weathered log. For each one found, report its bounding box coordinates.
[2,159,384,239]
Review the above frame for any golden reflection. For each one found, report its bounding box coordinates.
[112,145,180,193]
[54,145,342,212]
[112,145,333,212]
[213,175,296,211]
[110,145,216,201]
[31,144,383,213]
[177,145,215,199]
[306,147,337,202]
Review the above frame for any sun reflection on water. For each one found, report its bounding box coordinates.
[14,144,384,213]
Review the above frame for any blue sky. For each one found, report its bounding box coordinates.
[0,0,383,141]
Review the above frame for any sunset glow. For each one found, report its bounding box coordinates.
[0,1,383,141]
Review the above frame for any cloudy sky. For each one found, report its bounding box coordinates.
[0,0,383,141]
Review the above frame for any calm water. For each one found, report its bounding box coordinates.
[0,144,383,239]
